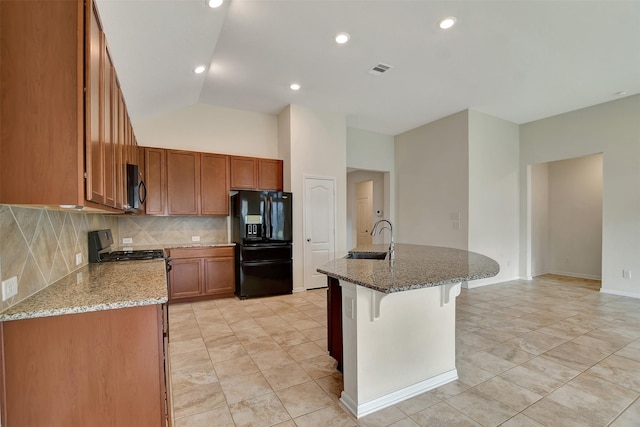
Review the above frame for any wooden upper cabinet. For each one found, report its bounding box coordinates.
[0,0,85,206]
[143,148,229,216]
[144,148,166,215]
[86,3,104,205]
[258,158,283,191]
[103,46,116,208]
[166,150,200,215]
[201,154,230,215]
[230,156,258,190]
[230,156,283,191]
[0,0,137,211]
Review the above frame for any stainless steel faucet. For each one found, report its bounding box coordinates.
[371,219,395,259]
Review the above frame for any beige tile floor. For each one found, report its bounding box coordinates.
[168,275,640,426]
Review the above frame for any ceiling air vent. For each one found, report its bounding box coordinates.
[369,63,393,76]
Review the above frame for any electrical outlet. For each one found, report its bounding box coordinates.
[122,237,133,244]
[191,236,201,242]
[623,270,631,279]
[75,252,82,266]
[2,276,18,301]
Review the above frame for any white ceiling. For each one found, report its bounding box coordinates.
[96,0,640,136]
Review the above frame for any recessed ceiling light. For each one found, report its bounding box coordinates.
[193,65,206,74]
[290,83,301,91]
[335,32,350,44]
[439,17,457,29]
[207,0,223,8]
[615,90,628,96]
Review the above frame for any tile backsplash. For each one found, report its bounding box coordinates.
[117,215,228,247]
[0,205,117,311]
[0,205,229,311]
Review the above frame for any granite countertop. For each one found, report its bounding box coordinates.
[164,243,235,250]
[0,259,168,322]
[114,243,235,252]
[317,243,499,293]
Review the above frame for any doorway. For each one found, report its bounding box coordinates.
[356,180,373,246]
[347,170,388,249]
[529,153,603,284]
[303,177,336,290]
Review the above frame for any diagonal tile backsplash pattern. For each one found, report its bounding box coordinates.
[0,205,118,311]
[0,205,230,312]
[117,215,228,247]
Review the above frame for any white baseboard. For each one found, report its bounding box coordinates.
[463,276,521,289]
[340,369,458,418]
[547,270,602,281]
[599,288,640,299]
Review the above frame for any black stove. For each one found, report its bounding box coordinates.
[97,249,165,262]
[88,229,165,263]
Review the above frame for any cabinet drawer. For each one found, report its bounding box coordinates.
[168,246,234,259]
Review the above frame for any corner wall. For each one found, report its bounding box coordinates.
[467,110,520,286]
[394,111,469,250]
[280,105,347,291]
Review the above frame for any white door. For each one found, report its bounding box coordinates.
[304,177,336,290]
[356,180,373,246]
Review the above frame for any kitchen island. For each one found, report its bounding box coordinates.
[0,259,170,427]
[317,243,499,418]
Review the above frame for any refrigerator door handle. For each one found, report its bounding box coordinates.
[268,195,274,239]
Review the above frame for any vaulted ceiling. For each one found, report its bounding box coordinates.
[96,0,640,135]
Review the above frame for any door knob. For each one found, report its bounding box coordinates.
[306,238,311,242]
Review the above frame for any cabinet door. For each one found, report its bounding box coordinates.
[230,156,257,190]
[145,148,166,215]
[258,158,283,191]
[114,87,125,209]
[103,49,116,207]
[169,258,202,300]
[203,256,235,296]
[166,150,200,215]
[85,5,104,205]
[1,305,164,426]
[201,153,229,215]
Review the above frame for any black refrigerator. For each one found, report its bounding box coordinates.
[231,190,293,299]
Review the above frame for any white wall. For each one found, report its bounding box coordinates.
[133,103,278,157]
[347,127,396,227]
[548,154,603,279]
[280,105,347,291]
[346,171,386,249]
[520,94,640,297]
[467,110,520,286]
[394,111,469,250]
[347,128,395,172]
[530,162,549,277]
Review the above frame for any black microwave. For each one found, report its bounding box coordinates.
[125,163,146,213]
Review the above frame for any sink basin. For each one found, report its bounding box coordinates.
[345,251,388,260]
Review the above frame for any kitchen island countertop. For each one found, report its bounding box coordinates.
[0,259,168,322]
[317,243,499,293]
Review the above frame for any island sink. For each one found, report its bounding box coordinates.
[345,251,388,260]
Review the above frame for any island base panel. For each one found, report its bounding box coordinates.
[340,280,460,418]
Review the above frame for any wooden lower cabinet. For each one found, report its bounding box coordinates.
[0,304,170,427]
[168,247,235,303]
